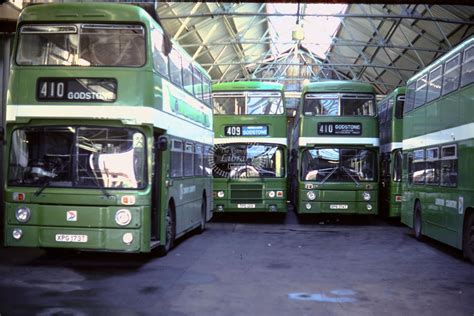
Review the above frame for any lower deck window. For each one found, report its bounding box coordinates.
[9,126,146,189]
[170,140,183,177]
[440,159,457,187]
[301,147,377,182]
[212,143,285,179]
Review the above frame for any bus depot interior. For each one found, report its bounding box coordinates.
[0,2,473,315]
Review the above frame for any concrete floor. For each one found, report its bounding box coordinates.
[0,211,473,316]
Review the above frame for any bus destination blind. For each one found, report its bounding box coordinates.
[225,125,269,137]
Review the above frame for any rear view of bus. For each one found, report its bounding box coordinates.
[294,81,379,216]
[212,82,287,213]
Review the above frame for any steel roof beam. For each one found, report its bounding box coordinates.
[357,4,406,89]
[169,3,202,40]
[192,23,219,61]
[177,40,448,54]
[158,11,474,25]
[206,45,229,74]
[424,4,453,49]
[335,15,386,82]
[202,62,418,72]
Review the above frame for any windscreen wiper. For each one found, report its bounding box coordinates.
[34,178,52,197]
[33,161,65,197]
[318,167,338,185]
[341,166,360,187]
[89,164,111,197]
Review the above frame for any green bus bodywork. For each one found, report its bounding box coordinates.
[293,80,379,215]
[378,87,405,218]
[401,36,474,261]
[212,82,288,213]
[4,3,213,253]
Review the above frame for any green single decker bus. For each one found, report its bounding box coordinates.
[4,3,214,254]
[401,36,474,262]
[378,87,405,218]
[212,82,287,213]
[293,80,379,215]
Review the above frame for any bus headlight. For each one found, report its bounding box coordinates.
[268,191,275,198]
[12,228,23,240]
[306,191,316,201]
[15,207,31,223]
[366,204,373,211]
[363,192,371,201]
[122,233,134,245]
[305,203,312,210]
[217,191,225,198]
[115,209,132,226]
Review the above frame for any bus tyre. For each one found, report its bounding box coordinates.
[462,213,474,263]
[414,202,423,241]
[197,197,207,234]
[158,206,175,256]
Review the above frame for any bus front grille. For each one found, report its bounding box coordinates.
[230,184,263,204]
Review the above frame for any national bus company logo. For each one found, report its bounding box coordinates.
[67,210,78,222]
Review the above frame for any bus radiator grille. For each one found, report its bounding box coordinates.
[230,184,263,204]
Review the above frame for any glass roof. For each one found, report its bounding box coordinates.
[267,3,347,59]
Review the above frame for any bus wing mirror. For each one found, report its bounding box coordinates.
[156,136,168,151]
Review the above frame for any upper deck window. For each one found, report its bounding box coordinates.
[404,82,416,113]
[414,74,428,108]
[304,93,375,116]
[213,91,284,115]
[461,44,474,87]
[427,65,442,103]
[442,54,461,96]
[16,24,145,67]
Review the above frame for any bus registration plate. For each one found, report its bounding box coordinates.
[55,234,88,243]
[237,204,256,209]
[330,204,348,209]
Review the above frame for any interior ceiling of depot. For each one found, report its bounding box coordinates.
[156,3,474,94]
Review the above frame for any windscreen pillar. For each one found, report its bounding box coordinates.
[0,34,12,244]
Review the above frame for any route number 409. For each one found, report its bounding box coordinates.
[225,126,242,136]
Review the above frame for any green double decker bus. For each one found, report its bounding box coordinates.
[378,87,405,218]
[212,82,287,213]
[401,36,474,262]
[4,3,213,254]
[293,80,379,215]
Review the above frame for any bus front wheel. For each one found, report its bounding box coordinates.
[197,196,207,234]
[463,212,474,263]
[158,205,175,256]
[414,202,423,241]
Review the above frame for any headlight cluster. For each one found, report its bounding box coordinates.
[122,232,134,245]
[115,209,132,226]
[363,192,371,201]
[15,207,31,223]
[12,228,23,240]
